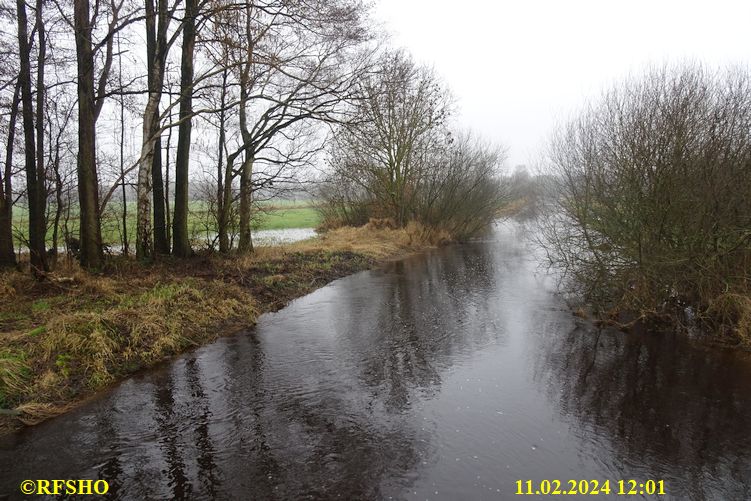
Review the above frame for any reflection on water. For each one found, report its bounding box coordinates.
[534,323,751,499]
[1,223,750,500]
[253,227,317,246]
[203,227,317,249]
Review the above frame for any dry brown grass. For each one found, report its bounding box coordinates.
[220,224,440,272]
[290,223,448,259]
[14,402,62,426]
[496,197,529,217]
[37,280,255,397]
[0,351,28,400]
[0,270,256,413]
[706,293,751,346]
[0,275,15,298]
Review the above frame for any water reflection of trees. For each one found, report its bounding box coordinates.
[337,243,505,412]
[147,356,220,499]
[534,324,751,499]
[1,239,515,499]
[93,329,426,499]
[213,332,426,499]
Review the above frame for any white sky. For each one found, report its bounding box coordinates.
[374,0,751,168]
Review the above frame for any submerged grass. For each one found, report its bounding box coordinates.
[0,224,439,433]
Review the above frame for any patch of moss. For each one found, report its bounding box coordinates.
[27,326,45,337]
[31,300,51,313]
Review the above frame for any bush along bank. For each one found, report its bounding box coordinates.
[540,64,751,348]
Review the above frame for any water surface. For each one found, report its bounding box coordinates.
[1,223,750,500]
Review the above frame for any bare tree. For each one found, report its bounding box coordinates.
[17,0,47,271]
[211,0,371,253]
[135,0,180,259]
[328,51,451,226]
[171,0,196,257]
[73,0,102,269]
[46,88,77,264]
[3,0,378,267]
[0,79,18,268]
[320,52,509,240]
[72,0,133,268]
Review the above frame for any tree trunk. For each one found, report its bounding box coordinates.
[165,104,172,246]
[237,38,254,254]
[238,156,253,253]
[0,190,14,267]
[152,131,169,253]
[172,0,196,257]
[218,158,233,253]
[136,100,158,260]
[145,0,168,255]
[34,0,47,258]
[18,0,47,272]
[74,0,103,269]
[0,82,19,268]
[216,68,227,252]
[137,0,169,260]
[51,143,63,264]
[118,34,129,256]
[216,69,228,253]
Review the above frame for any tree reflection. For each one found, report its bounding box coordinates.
[534,323,751,499]
[338,244,504,412]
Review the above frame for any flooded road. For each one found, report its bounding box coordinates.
[1,224,750,500]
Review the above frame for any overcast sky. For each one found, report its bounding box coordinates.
[374,0,751,168]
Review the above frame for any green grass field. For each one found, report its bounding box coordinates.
[258,207,321,230]
[11,200,321,247]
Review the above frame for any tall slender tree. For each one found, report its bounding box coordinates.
[0,81,19,268]
[34,0,46,254]
[146,0,170,254]
[73,0,103,269]
[136,0,177,259]
[172,0,196,257]
[17,0,47,272]
[117,33,129,256]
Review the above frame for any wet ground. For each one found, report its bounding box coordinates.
[1,223,750,500]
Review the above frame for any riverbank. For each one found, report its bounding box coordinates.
[0,224,442,435]
[567,291,751,351]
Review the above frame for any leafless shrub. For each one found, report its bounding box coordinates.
[412,132,509,240]
[318,52,508,240]
[540,64,751,340]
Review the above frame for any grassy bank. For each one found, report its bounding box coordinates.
[0,224,439,434]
